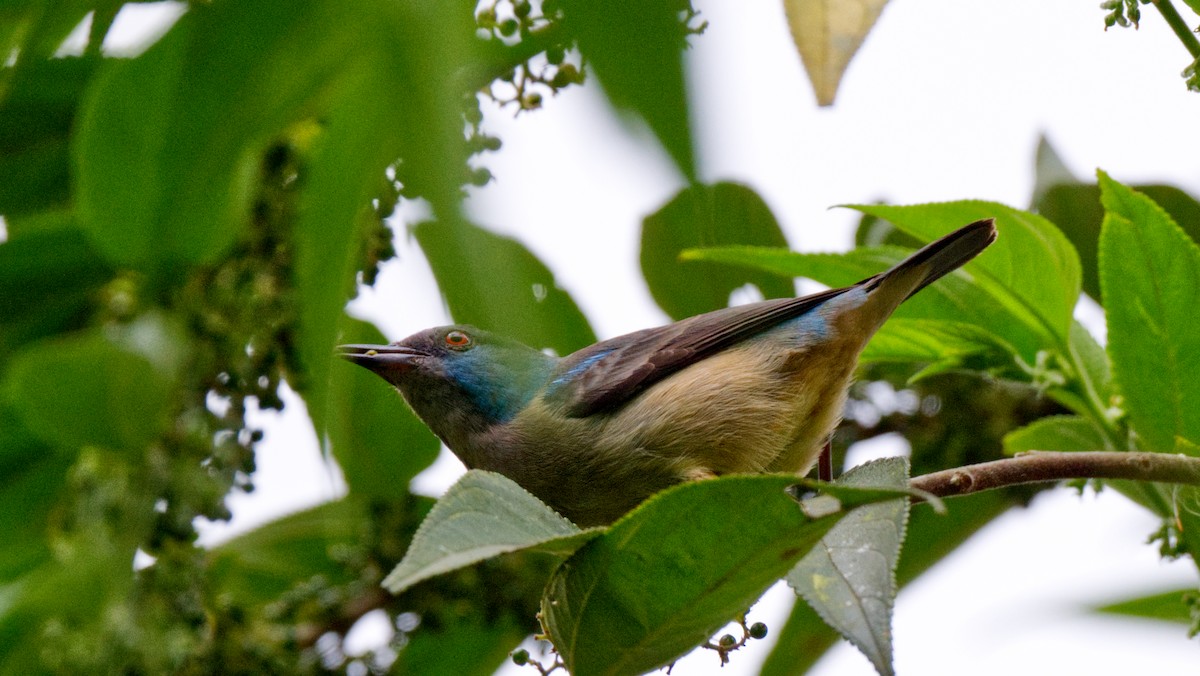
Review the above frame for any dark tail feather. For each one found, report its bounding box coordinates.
[863,218,997,300]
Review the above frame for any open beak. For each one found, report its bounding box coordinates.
[337,343,426,379]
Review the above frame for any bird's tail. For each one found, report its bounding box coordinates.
[862,218,997,301]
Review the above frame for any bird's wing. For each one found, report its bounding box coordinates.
[544,286,853,418]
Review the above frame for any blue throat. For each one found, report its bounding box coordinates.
[444,345,557,424]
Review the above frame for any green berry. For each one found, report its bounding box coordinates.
[522,92,542,109]
[718,633,737,649]
[749,622,768,639]
[499,18,519,37]
[511,648,530,666]
[552,63,582,88]
[546,45,565,65]
[470,167,493,186]
[514,1,531,19]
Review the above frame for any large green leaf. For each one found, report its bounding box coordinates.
[1098,172,1200,453]
[1061,319,1114,425]
[383,471,600,594]
[641,182,793,320]
[325,317,440,498]
[207,497,377,604]
[73,0,442,274]
[1033,138,1200,303]
[540,476,913,676]
[0,227,113,363]
[1095,588,1197,625]
[391,617,526,676]
[852,202,1081,348]
[1037,183,1200,303]
[414,219,596,356]
[0,406,67,581]
[561,0,695,179]
[291,1,474,437]
[762,491,1016,674]
[859,319,1018,379]
[3,332,173,452]
[788,458,909,676]
[1003,415,1108,455]
[0,538,133,674]
[0,56,97,215]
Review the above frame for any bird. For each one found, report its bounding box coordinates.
[339,219,996,526]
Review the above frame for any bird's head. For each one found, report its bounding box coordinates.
[338,325,556,456]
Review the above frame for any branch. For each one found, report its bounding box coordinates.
[1151,0,1200,59]
[910,451,1200,498]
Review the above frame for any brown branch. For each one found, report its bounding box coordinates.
[910,451,1200,499]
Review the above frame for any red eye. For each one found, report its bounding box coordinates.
[444,330,472,349]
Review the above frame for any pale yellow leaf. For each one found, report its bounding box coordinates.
[783,0,890,105]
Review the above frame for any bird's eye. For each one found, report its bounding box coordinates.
[444,330,473,350]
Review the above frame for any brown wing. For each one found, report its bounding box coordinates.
[544,286,852,417]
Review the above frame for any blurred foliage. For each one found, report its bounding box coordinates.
[1,1,1199,674]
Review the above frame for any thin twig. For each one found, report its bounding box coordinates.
[910,451,1200,499]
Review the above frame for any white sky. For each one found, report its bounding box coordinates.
[99,0,1200,673]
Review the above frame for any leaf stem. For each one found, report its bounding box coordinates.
[1152,0,1200,59]
[910,451,1200,498]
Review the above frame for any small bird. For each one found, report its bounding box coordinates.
[339,219,996,526]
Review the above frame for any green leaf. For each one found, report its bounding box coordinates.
[1030,135,1079,206]
[3,332,173,451]
[391,618,526,676]
[561,0,695,179]
[684,244,1040,364]
[383,471,599,594]
[1037,183,1200,303]
[758,596,840,676]
[1034,138,1200,303]
[1061,319,1113,421]
[207,497,376,604]
[540,475,908,676]
[1003,415,1108,455]
[641,182,793,320]
[851,202,1081,347]
[860,319,1018,379]
[1095,588,1197,625]
[0,227,113,363]
[74,0,451,275]
[0,538,133,674]
[0,56,97,216]
[1098,172,1200,452]
[0,408,67,581]
[291,1,474,437]
[414,219,596,356]
[325,317,440,498]
[788,458,909,676]
[763,488,1018,674]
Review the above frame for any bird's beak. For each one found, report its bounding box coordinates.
[337,343,426,380]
